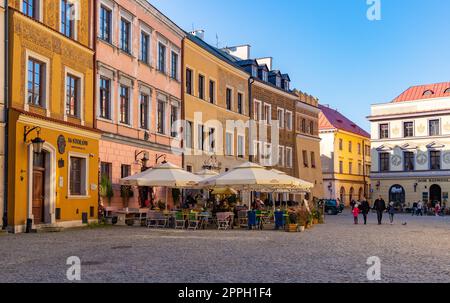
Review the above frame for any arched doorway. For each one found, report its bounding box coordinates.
[349,187,355,202]
[430,184,442,205]
[340,187,346,205]
[389,185,405,205]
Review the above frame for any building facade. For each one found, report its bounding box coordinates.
[294,91,324,199]
[183,33,250,174]
[7,0,100,232]
[95,0,184,209]
[0,1,5,227]
[224,45,324,200]
[369,82,450,207]
[320,105,371,205]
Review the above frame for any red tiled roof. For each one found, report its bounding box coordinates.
[392,82,450,103]
[319,104,370,138]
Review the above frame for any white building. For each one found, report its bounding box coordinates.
[368,82,450,207]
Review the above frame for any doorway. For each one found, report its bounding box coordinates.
[32,152,46,224]
[429,184,442,205]
[389,185,405,205]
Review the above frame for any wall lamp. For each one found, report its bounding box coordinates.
[135,150,150,169]
[24,126,45,154]
[376,180,381,191]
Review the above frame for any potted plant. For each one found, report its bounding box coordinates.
[99,176,114,206]
[120,185,134,210]
[287,211,298,232]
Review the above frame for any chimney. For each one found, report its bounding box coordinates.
[190,30,205,40]
[256,57,273,70]
[222,45,251,60]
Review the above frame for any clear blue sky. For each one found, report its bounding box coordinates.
[151,0,450,131]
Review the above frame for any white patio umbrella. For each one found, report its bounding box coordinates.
[194,169,219,179]
[269,169,314,210]
[120,162,203,209]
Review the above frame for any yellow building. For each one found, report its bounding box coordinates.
[7,2,99,232]
[319,105,371,205]
[183,32,249,174]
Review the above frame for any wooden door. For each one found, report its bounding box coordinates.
[32,152,46,224]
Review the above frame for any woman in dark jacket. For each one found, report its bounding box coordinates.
[360,198,371,225]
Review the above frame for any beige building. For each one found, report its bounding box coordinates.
[1,2,5,227]
[369,82,450,207]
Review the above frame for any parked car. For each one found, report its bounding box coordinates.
[321,199,344,215]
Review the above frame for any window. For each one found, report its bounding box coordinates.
[379,124,389,139]
[27,58,44,107]
[430,151,441,170]
[186,68,193,95]
[339,161,343,173]
[197,125,204,151]
[277,108,284,128]
[403,122,414,137]
[423,90,434,96]
[349,162,353,174]
[23,0,38,19]
[121,164,131,178]
[119,85,130,124]
[339,139,343,151]
[99,77,111,119]
[66,74,80,117]
[262,70,268,82]
[225,132,233,156]
[186,165,192,173]
[276,76,281,88]
[286,148,293,168]
[99,6,112,43]
[185,121,193,149]
[264,104,271,124]
[237,135,245,158]
[309,120,314,134]
[140,94,149,129]
[208,128,215,152]
[358,162,362,175]
[198,75,205,100]
[226,88,232,110]
[285,111,292,130]
[237,93,243,114]
[170,105,178,137]
[171,52,178,80]
[209,80,215,104]
[69,156,86,196]
[358,143,361,155]
[404,152,414,171]
[379,152,390,172]
[157,99,166,134]
[302,150,308,167]
[311,152,316,168]
[301,119,306,133]
[61,0,75,38]
[254,101,261,121]
[158,43,166,73]
[140,32,150,63]
[348,141,352,153]
[429,120,440,136]
[278,146,285,166]
[120,18,131,53]
[100,162,112,181]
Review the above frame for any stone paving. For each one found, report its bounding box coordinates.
[0,211,449,283]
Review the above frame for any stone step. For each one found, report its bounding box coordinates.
[36,225,64,233]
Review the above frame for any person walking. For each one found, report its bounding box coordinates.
[360,197,370,225]
[435,202,441,216]
[417,200,423,216]
[373,195,386,225]
[352,204,360,224]
[350,200,356,211]
[388,201,396,224]
[412,201,418,216]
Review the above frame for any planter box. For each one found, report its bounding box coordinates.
[313,219,319,224]
[286,224,299,232]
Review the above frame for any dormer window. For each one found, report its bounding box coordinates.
[251,65,258,78]
[262,70,268,82]
[284,80,290,91]
[276,76,281,88]
[423,90,434,96]
[444,88,450,94]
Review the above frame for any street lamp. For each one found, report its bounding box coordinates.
[24,126,45,153]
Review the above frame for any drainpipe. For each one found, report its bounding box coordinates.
[2,0,9,229]
[248,77,254,163]
[181,38,185,170]
[362,138,367,199]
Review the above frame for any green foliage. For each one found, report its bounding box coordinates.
[172,188,181,204]
[120,185,133,207]
[99,176,114,205]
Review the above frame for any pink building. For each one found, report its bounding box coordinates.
[95,0,185,208]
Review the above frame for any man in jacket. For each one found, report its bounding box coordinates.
[360,197,371,225]
[373,195,386,225]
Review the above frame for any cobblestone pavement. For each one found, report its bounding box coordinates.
[0,211,449,283]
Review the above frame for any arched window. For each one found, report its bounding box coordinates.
[423,90,434,96]
[340,187,346,205]
[349,187,355,202]
[444,88,450,94]
[358,187,364,201]
[389,185,405,205]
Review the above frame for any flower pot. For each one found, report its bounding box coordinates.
[286,224,298,232]
[313,219,319,224]
[299,226,305,232]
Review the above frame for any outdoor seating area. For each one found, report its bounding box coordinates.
[99,161,324,232]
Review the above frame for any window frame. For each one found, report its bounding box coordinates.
[157,41,167,74]
[403,151,415,172]
[68,152,89,198]
[60,0,76,39]
[379,123,389,139]
[225,131,234,156]
[99,4,112,43]
[429,119,441,137]
[277,107,285,129]
[403,121,414,138]
[226,87,233,111]
[64,67,84,123]
[430,150,441,170]
[285,110,293,131]
[286,147,293,168]
[379,152,390,172]
[119,84,131,125]
[99,76,112,120]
